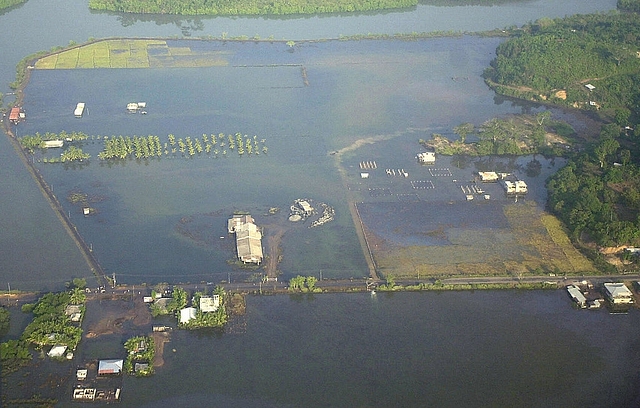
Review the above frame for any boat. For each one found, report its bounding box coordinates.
[74,102,85,118]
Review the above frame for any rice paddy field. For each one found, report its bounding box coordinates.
[34,39,232,69]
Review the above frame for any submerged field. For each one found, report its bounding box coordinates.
[19,37,595,285]
[35,39,233,69]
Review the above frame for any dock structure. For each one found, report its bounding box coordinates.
[228,214,263,264]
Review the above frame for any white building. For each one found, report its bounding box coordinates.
[417,151,436,164]
[603,283,634,304]
[180,307,197,324]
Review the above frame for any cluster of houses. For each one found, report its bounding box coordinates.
[228,214,263,264]
[179,294,220,324]
[567,281,635,310]
[478,171,528,196]
[72,359,123,401]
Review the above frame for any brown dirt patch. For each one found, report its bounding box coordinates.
[85,295,151,339]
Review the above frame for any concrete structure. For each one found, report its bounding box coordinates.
[98,359,123,375]
[567,285,587,308]
[228,215,263,264]
[603,283,634,304]
[180,307,197,324]
[200,295,220,312]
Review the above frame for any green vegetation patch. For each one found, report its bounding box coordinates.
[485,13,640,117]
[88,0,417,16]
[34,40,234,69]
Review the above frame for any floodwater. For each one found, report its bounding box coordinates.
[3,1,640,407]
[18,37,553,285]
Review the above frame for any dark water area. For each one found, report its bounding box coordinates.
[5,291,635,407]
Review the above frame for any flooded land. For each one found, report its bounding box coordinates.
[12,37,595,287]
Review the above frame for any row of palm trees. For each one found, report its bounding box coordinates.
[98,133,268,160]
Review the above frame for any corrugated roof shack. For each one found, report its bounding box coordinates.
[228,215,263,264]
[98,359,123,376]
[567,285,587,308]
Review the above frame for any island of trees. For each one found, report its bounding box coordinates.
[0,0,25,11]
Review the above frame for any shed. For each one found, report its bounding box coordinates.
[98,359,123,375]
[180,307,197,324]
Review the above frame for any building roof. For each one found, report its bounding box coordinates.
[98,359,123,375]
[48,345,67,357]
[567,285,586,305]
[604,282,633,298]
[180,307,197,324]
[229,215,263,264]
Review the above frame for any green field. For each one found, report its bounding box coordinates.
[34,39,231,69]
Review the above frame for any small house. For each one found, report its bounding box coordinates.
[478,171,498,182]
[98,359,123,376]
[76,369,88,380]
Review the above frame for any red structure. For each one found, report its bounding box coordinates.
[8,107,24,124]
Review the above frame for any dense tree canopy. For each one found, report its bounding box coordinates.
[485,13,640,120]
[88,0,417,15]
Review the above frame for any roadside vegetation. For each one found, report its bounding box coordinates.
[288,275,321,293]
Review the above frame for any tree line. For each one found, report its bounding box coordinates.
[88,0,416,15]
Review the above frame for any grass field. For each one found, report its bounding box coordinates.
[34,39,231,69]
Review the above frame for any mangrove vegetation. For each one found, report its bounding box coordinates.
[88,0,417,16]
